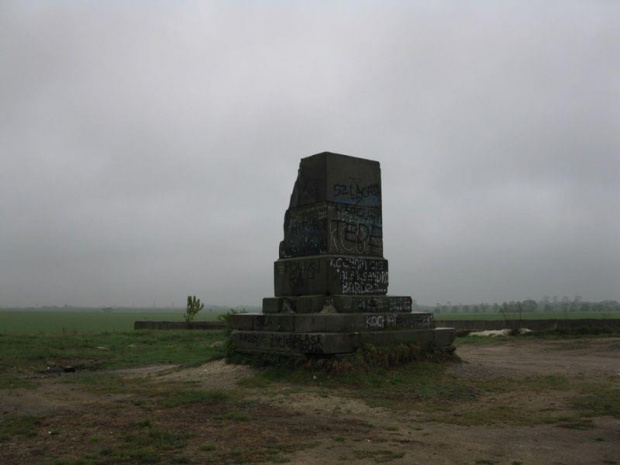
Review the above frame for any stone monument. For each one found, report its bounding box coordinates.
[228,152,455,356]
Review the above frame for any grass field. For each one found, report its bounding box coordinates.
[0,311,230,334]
[434,311,619,321]
[1,310,618,334]
[1,330,619,464]
[0,330,226,385]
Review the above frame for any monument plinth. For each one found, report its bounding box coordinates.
[229,152,456,356]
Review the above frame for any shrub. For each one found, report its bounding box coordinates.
[184,295,204,325]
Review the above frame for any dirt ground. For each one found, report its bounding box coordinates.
[1,337,619,465]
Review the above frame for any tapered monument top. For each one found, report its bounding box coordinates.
[288,152,382,209]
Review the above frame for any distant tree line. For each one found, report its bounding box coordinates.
[429,296,620,314]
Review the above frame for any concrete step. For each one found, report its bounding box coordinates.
[228,312,435,333]
[263,295,412,314]
[231,327,456,355]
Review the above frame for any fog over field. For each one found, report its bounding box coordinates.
[1,1,619,307]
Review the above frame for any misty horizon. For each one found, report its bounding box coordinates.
[1,2,619,308]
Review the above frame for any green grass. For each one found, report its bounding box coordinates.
[352,449,405,462]
[435,312,619,321]
[2,323,617,456]
[0,372,36,389]
[98,446,161,464]
[0,310,227,334]
[60,372,144,393]
[0,330,227,377]
[122,427,191,451]
[212,411,250,422]
[160,388,232,408]
[436,406,576,427]
[92,428,189,464]
[239,354,583,427]
[3,310,615,334]
[214,442,319,465]
[53,424,194,464]
[129,419,153,428]
[573,388,620,418]
[0,414,41,441]
[239,359,479,411]
[556,419,596,430]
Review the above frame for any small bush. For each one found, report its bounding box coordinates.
[184,296,204,325]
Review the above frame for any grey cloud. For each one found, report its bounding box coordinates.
[1,1,619,307]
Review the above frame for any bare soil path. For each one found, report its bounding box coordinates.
[1,337,619,465]
[453,337,620,379]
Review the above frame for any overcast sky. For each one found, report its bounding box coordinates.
[1,1,619,308]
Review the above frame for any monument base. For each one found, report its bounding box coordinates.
[228,312,456,356]
[263,295,412,314]
[230,328,455,356]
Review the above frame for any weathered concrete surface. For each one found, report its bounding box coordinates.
[279,203,383,258]
[332,295,411,313]
[274,152,387,300]
[231,330,359,355]
[262,295,412,314]
[433,327,458,348]
[274,255,389,296]
[287,152,382,209]
[228,312,435,333]
[231,328,452,355]
[360,329,435,347]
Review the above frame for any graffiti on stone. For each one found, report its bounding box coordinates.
[237,332,264,346]
[365,313,398,329]
[333,183,381,207]
[366,314,384,329]
[397,314,435,329]
[389,297,412,313]
[235,332,324,353]
[329,205,383,255]
[281,203,383,257]
[280,205,328,257]
[364,313,435,330]
[419,314,434,329]
[279,259,320,288]
[269,333,324,353]
[354,297,389,312]
[329,257,389,295]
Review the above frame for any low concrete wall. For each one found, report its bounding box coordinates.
[435,318,620,332]
[134,321,227,330]
[134,318,620,332]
